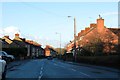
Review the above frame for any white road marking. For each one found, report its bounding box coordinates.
[40,71,42,75]
[60,65,65,68]
[53,60,90,77]
[38,74,43,80]
[38,66,44,80]
[41,67,43,70]
[71,69,76,71]
[54,63,57,66]
[79,72,90,77]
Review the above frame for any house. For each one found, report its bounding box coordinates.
[12,33,44,58]
[44,45,57,57]
[2,36,19,48]
[66,15,119,55]
[26,40,44,58]
[1,33,44,59]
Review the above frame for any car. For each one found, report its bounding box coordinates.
[0,59,7,80]
[47,56,53,60]
[0,51,15,62]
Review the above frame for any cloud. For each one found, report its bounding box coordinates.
[0,28,4,37]
[0,26,20,39]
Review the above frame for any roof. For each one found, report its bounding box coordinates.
[13,40,26,47]
[2,36,13,44]
[26,40,41,47]
[108,28,120,36]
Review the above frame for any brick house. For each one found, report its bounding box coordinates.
[66,15,119,55]
[44,45,57,57]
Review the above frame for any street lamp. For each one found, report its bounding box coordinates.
[56,32,62,59]
[68,16,77,62]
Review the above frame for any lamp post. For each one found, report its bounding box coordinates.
[56,32,62,59]
[68,16,77,62]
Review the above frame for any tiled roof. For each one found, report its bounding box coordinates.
[26,40,41,47]
[108,28,120,36]
[2,36,13,44]
[13,40,26,47]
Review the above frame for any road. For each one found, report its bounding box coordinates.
[6,59,119,80]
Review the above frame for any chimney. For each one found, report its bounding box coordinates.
[90,23,97,28]
[22,38,26,42]
[15,33,20,38]
[30,40,33,44]
[46,45,50,49]
[85,27,90,32]
[4,36,9,39]
[97,15,104,33]
[78,32,81,37]
[81,30,84,33]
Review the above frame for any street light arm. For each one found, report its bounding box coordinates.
[68,16,71,18]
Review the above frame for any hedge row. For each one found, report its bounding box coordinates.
[61,53,119,69]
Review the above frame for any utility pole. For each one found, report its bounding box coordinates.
[60,33,61,59]
[74,17,77,62]
[68,16,77,62]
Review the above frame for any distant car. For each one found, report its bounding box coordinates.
[0,59,7,80]
[47,56,53,60]
[0,51,15,62]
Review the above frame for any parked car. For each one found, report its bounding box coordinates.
[0,59,7,80]
[0,51,15,62]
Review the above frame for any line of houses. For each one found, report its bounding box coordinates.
[0,33,57,59]
[66,15,120,55]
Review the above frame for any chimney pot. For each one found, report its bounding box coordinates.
[15,33,19,37]
[4,36,9,39]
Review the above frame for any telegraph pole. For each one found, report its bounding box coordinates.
[68,16,77,62]
[74,17,77,62]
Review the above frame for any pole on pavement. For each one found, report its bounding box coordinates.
[74,17,77,62]
[68,16,77,62]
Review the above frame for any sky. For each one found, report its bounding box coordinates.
[0,0,118,48]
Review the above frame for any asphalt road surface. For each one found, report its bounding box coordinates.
[6,59,119,80]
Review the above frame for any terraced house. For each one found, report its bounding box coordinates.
[1,33,44,59]
[66,15,120,55]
